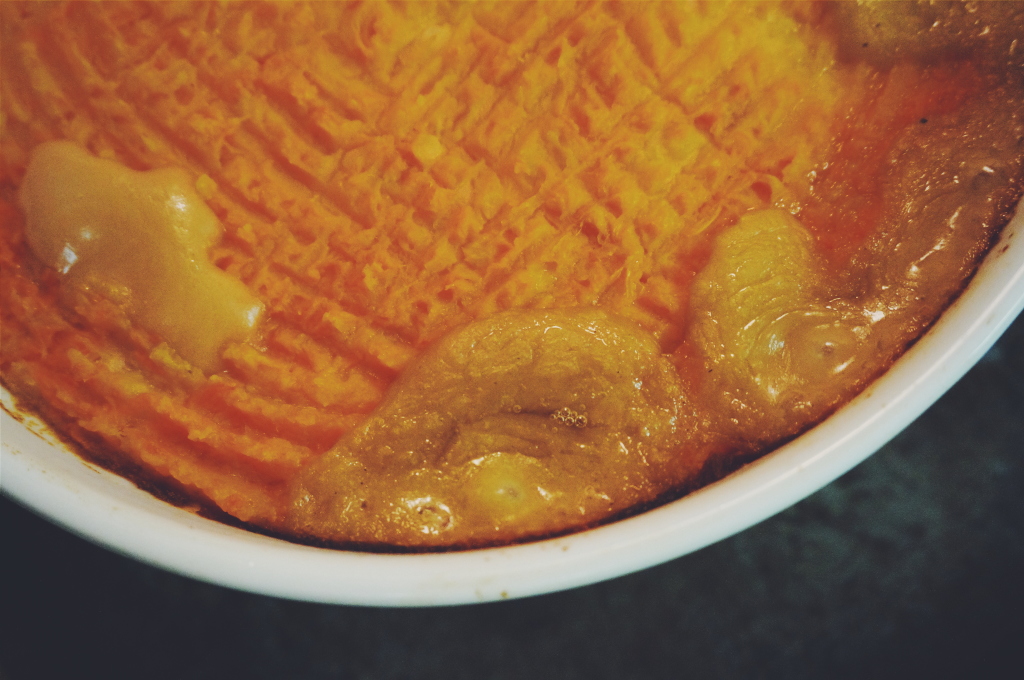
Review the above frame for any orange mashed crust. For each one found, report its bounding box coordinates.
[1,1,1018,544]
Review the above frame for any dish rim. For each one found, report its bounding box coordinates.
[3,200,1023,607]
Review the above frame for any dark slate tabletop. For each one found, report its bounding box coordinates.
[2,314,1022,680]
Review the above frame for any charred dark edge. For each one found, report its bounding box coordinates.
[1,383,222,516]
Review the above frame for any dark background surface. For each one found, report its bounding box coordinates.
[2,314,1023,680]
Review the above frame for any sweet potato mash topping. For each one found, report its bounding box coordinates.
[19,141,263,372]
[1,1,1022,547]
